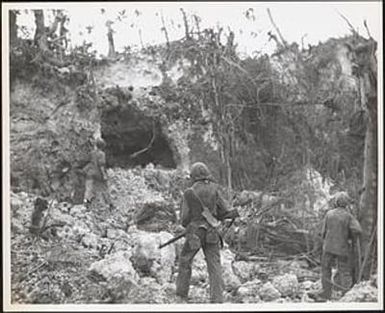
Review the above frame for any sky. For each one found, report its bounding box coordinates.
[9,2,383,57]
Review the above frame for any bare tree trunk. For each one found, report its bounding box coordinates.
[138,29,144,50]
[180,8,190,40]
[160,12,170,48]
[33,10,46,43]
[106,21,116,58]
[9,10,18,45]
[356,39,378,280]
[32,9,68,67]
[193,14,201,38]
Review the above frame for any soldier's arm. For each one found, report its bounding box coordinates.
[349,215,362,237]
[180,193,191,228]
[216,190,239,221]
[321,214,328,239]
[98,152,108,180]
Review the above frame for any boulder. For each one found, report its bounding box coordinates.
[81,233,100,249]
[191,250,208,285]
[259,282,281,301]
[130,231,176,284]
[11,193,24,211]
[232,261,258,282]
[237,278,263,303]
[134,277,165,304]
[237,278,263,297]
[272,273,299,297]
[135,200,177,232]
[89,250,138,282]
[339,280,378,302]
[221,249,241,291]
[300,280,314,291]
[70,204,87,216]
[189,285,209,303]
[106,275,139,303]
[72,219,90,237]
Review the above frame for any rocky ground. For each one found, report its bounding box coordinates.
[10,165,378,304]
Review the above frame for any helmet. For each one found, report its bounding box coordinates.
[95,138,106,149]
[190,162,212,182]
[333,191,351,208]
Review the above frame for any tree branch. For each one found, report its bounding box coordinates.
[363,20,372,39]
[266,8,288,49]
[129,122,156,159]
[337,11,359,36]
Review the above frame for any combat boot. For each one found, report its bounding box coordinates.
[308,290,331,302]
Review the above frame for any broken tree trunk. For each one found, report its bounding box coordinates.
[10,10,18,45]
[106,20,116,59]
[355,38,378,280]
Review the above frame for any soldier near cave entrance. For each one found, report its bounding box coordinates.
[175,162,239,303]
[83,138,114,210]
[312,191,362,301]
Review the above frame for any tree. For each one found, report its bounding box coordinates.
[106,20,116,58]
[32,9,69,67]
[9,10,18,44]
[352,36,378,280]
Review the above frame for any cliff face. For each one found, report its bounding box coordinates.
[10,36,363,202]
[9,50,221,202]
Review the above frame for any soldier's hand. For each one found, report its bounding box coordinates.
[174,224,185,234]
[228,209,240,219]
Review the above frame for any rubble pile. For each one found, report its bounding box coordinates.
[339,276,378,302]
[9,166,378,304]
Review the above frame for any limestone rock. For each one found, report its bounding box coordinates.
[11,193,24,211]
[189,285,209,303]
[191,250,208,285]
[237,278,263,297]
[135,200,177,232]
[259,282,281,301]
[70,204,87,217]
[232,261,258,282]
[130,231,176,284]
[81,233,100,249]
[221,249,241,291]
[272,273,299,297]
[106,275,139,303]
[89,250,138,282]
[134,277,165,304]
[300,280,314,291]
[339,280,378,302]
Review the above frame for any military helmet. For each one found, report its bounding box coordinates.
[190,162,212,182]
[333,191,351,208]
[95,137,106,149]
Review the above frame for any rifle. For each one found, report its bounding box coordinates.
[159,216,237,250]
[159,230,187,249]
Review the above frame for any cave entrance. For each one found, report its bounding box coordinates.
[101,105,177,169]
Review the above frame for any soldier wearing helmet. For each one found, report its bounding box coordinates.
[175,162,239,303]
[312,191,362,301]
[83,138,114,210]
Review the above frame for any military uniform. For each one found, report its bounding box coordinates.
[318,192,362,300]
[176,162,238,303]
[84,141,113,209]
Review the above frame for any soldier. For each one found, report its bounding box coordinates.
[83,138,114,210]
[312,191,362,302]
[175,162,239,303]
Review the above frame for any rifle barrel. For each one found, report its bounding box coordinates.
[159,231,186,249]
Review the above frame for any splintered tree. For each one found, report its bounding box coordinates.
[352,36,378,281]
[9,10,19,44]
[106,20,116,58]
[32,9,69,67]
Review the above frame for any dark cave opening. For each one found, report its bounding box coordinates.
[101,105,177,169]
